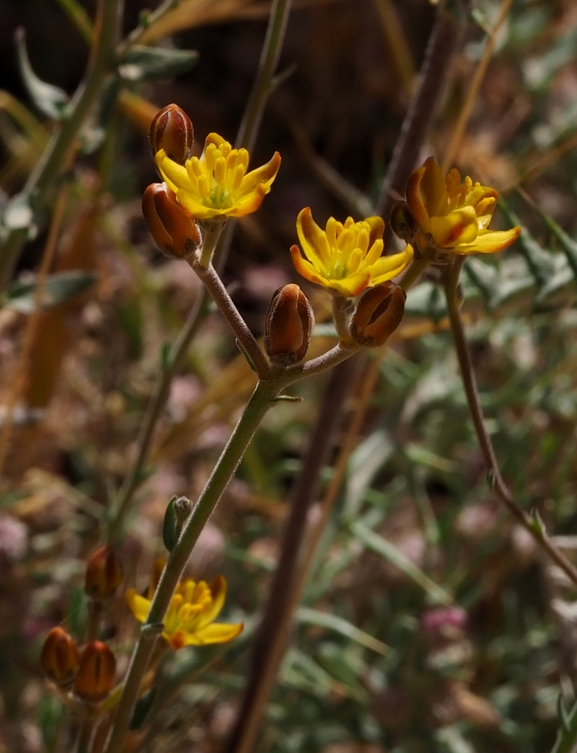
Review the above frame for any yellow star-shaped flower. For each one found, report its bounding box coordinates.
[155,133,280,221]
[290,208,413,297]
[126,561,243,650]
[405,157,520,257]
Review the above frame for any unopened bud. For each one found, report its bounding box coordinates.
[142,183,201,259]
[73,641,116,703]
[349,282,406,347]
[149,104,194,164]
[85,546,123,602]
[264,284,314,366]
[40,627,80,687]
[390,201,417,242]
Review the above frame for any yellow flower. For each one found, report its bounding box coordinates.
[405,157,520,257]
[126,561,243,650]
[155,132,281,221]
[290,208,413,297]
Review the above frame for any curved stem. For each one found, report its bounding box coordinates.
[0,0,123,293]
[189,259,271,379]
[443,258,577,587]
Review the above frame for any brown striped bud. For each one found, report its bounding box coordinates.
[264,284,314,366]
[85,546,123,602]
[349,282,406,347]
[390,201,417,242]
[73,641,116,703]
[149,104,194,164]
[40,627,80,687]
[142,182,201,259]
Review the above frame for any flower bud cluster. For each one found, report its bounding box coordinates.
[40,547,122,709]
[40,629,116,705]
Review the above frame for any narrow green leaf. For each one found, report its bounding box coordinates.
[350,520,453,605]
[129,687,157,731]
[118,46,199,82]
[405,281,447,321]
[498,201,555,287]
[540,210,577,279]
[16,28,70,119]
[52,0,93,44]
[4,271,96,312]
[297,606,389,655]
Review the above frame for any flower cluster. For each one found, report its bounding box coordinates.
[143,104,281,265]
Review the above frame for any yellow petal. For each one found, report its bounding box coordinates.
[430,207,478,248]
[194,576,227,630]
[420,157,448,217]
[296,208,331,270]
[175,191,221,220]
[182,622,244,646]
[156,151,190,194]
[454,226,521,254]
[126,589,151,624]
[406,166,432,234]
[328,272,371,297]
[365,216,385,248]
[369,245,414,285]
[239,151,281,195]
[363,238,385,267]
[290,245,329,287]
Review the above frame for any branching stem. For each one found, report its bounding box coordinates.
[443,257,577,588]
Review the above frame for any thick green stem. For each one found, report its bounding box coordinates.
[0,0,123,293]
[103,379,280,753]
[443,258,577,588]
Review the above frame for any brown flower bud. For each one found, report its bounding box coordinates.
[40,627,80,687]
[149,104,194,164]
[85,546,123,602]
[142,182,201,259]
[390,201,417,242]
[73,641,116,703]
[264,284,314,366]
[349,282,406,347]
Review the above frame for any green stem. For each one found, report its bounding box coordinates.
[235,0,292,153]
[551,698,577,753]
[0,0,123,293]
[102,379,280,753]
[443,257,577,588]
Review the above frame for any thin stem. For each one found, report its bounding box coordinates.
[331,295,352,344]
[235,0,292,153]
[189,259,271,379]
[551,698,577,753]
[0,0,123,293]
[103,380,280,753]
[85,600,104,642]
[107,286,209,542]
[376,5,461,224]
[443,258,577,588]
[73,717,95,753]
[224,358,361,753]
